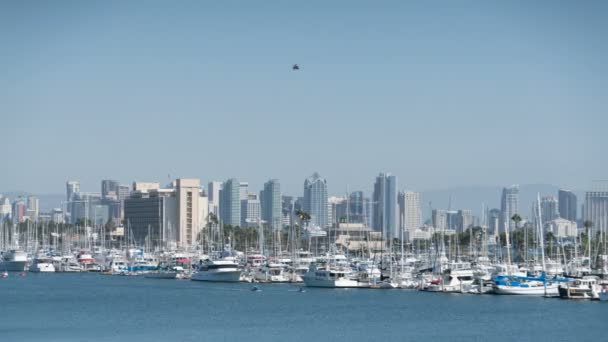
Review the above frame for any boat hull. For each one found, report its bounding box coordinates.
[303,277,361,288]
[29,263,56,273]
[145,272,178,279]
[493,284,559,296]
[0,261,27,272]
[191,270,241,282]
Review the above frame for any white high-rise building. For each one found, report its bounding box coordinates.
[26,196,39,221]
[239,182,249,201]
[399,191,421,241]
[584,191,608,235]
[500,185,520,231]
[303,172,328,229]
[208,181,222,215]
[241,193,261,227]
[176,178,202,247]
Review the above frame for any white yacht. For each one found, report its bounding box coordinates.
[29,256,56,273]
[0,249,28,272]
[422,269,475,293]
[191,257,242,282]
[558,276,600,299]
[303,263,360,288]
[254,262,290,283]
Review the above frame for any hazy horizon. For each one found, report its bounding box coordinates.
[2,1,606,196]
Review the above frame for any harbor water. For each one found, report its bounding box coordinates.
[0,273,604,342]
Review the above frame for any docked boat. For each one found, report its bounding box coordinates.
[492,273,559,296]
[558,276,600,300]
[0,249,28,272]
[145,269,178,279]
[191,257,242,282]
[303,263,360,288]
[253,262,290,283]
[422,269,475,293]
[29,256,56,273]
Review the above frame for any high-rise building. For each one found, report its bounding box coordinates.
[220,178,241,227]
[540,196,559,224]
[261,179,281,230]
[124,189,178,247]
[282,196,294,227]
[303,172,328,229]
[488,208,501,234]
[348,191,371,226]
[558,189,577,222]
[66,181,80,202]
[432,209,447,230]
[101,179,120,200]
[12,199,26,224]
[398,191,421,240]
[51,208,64,224]
[500,185,520,231]
[208,181,222,215]
[239,182,249,201]
[584,191,608,235]
[372,173,398,238]
[117,185,130,201]
[241,193,261,227]
[26,196,39,221]
[0,196,11,222]
[328,196,347,226]
[176,178,202,247]
[457,209,473,232]
[69,192,102,225]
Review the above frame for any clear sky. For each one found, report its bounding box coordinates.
[1,0,606,196]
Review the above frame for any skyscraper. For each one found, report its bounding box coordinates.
[488,208,501,234]
[558,189,577,221]
[66,180,80,202]
[101,179,120,200]
[500,185,520,231]
[241,193,261,227]
[372,173,398,239]
[303,172,328,229]
[540,196,559,224]
[26,196,39,221]
[176,178,202,247]
[432,209,447,230]
[220,178,241,226]
[398,191,421,240]
[261,179,281,230]
[584,191,608,235]
[207,181,222,215]
[457,209,473,232]
[239,182,249,201]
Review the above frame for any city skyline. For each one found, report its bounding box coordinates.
[2,1,606,195]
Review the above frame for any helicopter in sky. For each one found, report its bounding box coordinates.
[292,64,300,70]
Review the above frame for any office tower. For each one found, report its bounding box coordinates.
[66,180,80,202]
[584,191,608,235]
[432,209,447,230]
[303,172,328,229]
[558,189,577,221]
[132,182,161,192]
[540,196,559,223]
[124,188,178,247]
[404,192,421,237]
[446,210,459,230]
[208,181,222,215]
[117,185,130,201]
[488,208,501,234]
[51,208,64,224]
[457,209,473,232]
[101,179,120,200]
[26,196,39,221]
[239,182,249,201]
[261,179,281,230]
[282,196,294,227]
[0,196,11,222]
[241,193,261,227]
[372,173,398,238]
[12,199,26,223]
[500,185,520,231]
[220,178,241,226]
[348,191,368,225]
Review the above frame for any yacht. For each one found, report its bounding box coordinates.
[254,262,290,283]
[422,269,475,293]
[558,276,600,300]
[191,257,242,282]
[0,249,28,272]
[303,263,360,288]
[29,256,56,273]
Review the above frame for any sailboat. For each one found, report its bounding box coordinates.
[492,194,559,296]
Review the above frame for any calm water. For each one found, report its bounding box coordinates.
[0,273,604,342]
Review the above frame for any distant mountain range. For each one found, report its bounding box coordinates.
[2,183,585,220]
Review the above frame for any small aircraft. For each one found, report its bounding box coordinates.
[292,64,300,70]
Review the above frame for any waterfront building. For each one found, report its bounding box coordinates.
[124,189,178,247]
[398,191,421,241]
[500,185,520,231]
[261,179,281,230]
[176,178,202,247]
[558,189,577,222]
[372,173,398,239]
[220,178,241,227]
[303,172,328,229]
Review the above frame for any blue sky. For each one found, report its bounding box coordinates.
[1,0,606,196]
